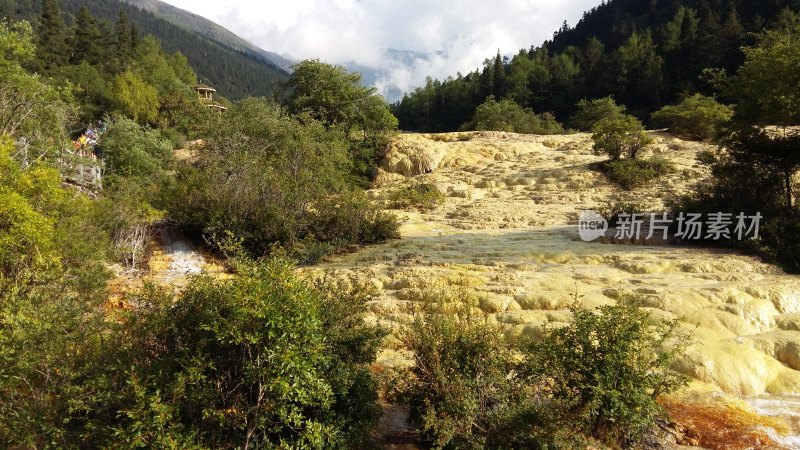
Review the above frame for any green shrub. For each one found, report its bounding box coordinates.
[284,60,398,185]
[0,138,115,448]
[759,212,800,273]
[100,118,174,178]
[309,189,401,248]
[428,133,472,142]
[117,257,384,449]
[601,157,674,190]
[158,127,185,150]
[464,96,565,135]
[96,178,165,269]
[396,290,531,449]
[168,99,400,257]
[597,197,649,226]
[651,94,733,140]
[570,97,627,131]
[524,297,689,446]
[396,287,689,448]
[387,182,445,210]
[592,114,653,160]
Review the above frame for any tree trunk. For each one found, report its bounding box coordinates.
[785,166,793,209]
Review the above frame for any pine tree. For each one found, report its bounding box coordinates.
[70,5,102,65]
[113,11,132,69]
[36,0,67,69]
[130,22,141,51]
[492,50,507,98]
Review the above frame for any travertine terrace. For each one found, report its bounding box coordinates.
[306,131,800,397]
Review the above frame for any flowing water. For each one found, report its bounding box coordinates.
[746,395,800,448]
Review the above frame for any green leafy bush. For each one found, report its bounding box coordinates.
[117,257,384,449]
[570,97,627,131]
[597,197,649,226]
[284,60,398,185]
[651,94,733,140]
[96,178,165,269]
[397,287,689,448]
[0,137,115,447]
[308,189,401,249]
[168,99,400,257]
[429,133,473,142]
[101,117,174,178]
[601,157,674,190]
[592,114,653,160]
[387,182,445,210]
[464,96,565,135]
[396,290,531,449]
[158,127,185,150]
[524,298,689,446]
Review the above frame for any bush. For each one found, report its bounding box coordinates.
[464,96,565,135]
[168,99,400,257]
[0,138,115,447]
[96,178,165,269]
[116,257,385,449]
[651,94,733,141]
[397,287,689,448]
[158,127,185,150]
[100,118,174,178]
[671,150,800,273]
[570,97,627,131]
[284,60,398,185]
[387,182,445,210]
[429,133,472,142]
[601,157,674,190]
[524,298,689,446]
[308,189,401,249]
[592,114,653,160]
[597,197,649,226]
[759,212,800,273]
[396,289,532,449]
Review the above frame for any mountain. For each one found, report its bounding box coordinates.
[119,0,296,72]
[392,0,800,132]
[0,0,289,99]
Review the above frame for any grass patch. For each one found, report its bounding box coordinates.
[601,157,674,190]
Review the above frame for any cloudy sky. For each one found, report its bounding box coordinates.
[162,0,603,99]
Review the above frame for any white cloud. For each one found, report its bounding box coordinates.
[162,0,603,98]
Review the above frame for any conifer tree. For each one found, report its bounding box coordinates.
[130,22,141,51]
[36,0,67,69]
[70,5,102,65]
[112,11,132,71]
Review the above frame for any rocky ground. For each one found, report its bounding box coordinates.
[303,131,800,448]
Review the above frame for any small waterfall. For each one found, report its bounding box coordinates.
[745,395,800,449]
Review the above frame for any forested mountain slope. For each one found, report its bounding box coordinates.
[120,0,295,72]
[393,0,800,131]
[0,0,288,98]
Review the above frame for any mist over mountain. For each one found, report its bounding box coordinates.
[346,48,438,102]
